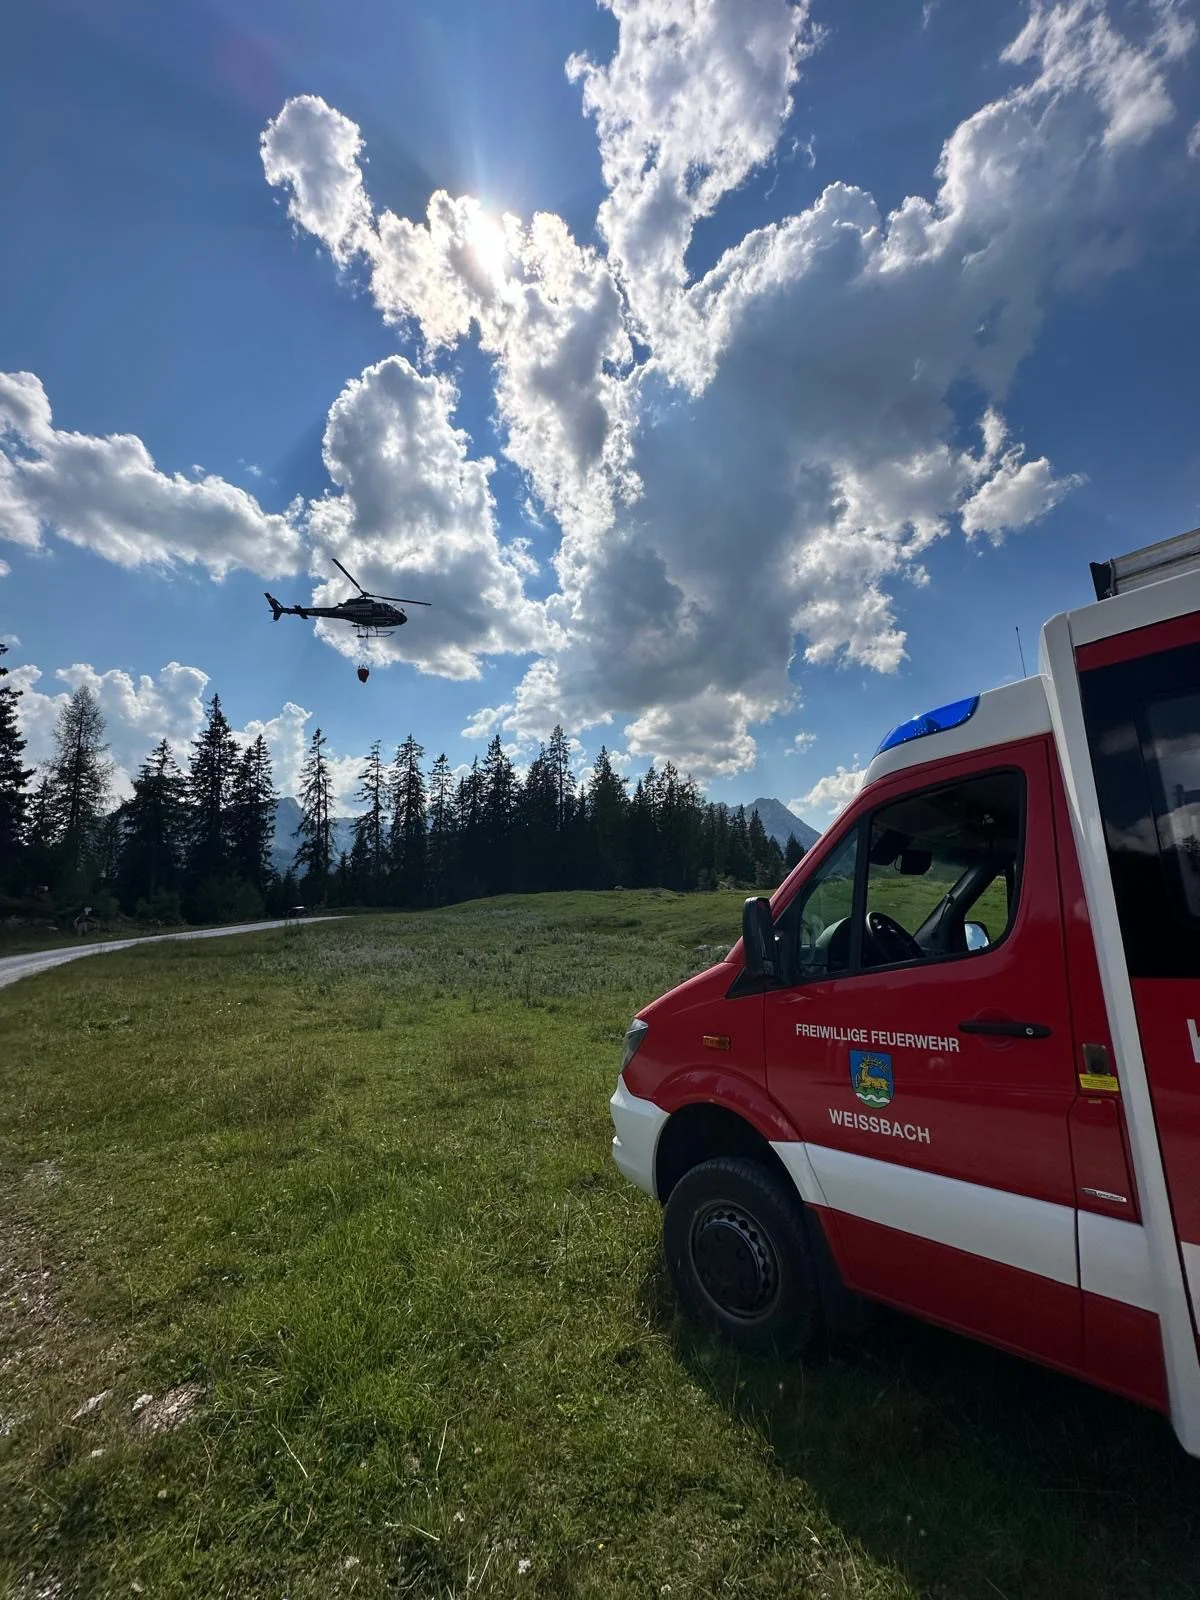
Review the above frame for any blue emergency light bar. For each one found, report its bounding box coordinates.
[874,694,980,757]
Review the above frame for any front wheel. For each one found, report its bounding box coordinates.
[662,1156,822,1356]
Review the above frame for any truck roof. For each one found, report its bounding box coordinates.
[862,529,1200,792]
[864,675,1050,787]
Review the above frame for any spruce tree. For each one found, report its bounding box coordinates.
[454,758,485,901]
[426,753,456,905]
[727,805,753,885]
[481,735,517,893]
[295,726,334,894]
[627,774,657,888]
[748,808,785,889]
[186,694,238,888]
[229,734,277,894]
[0,642,33,882]
[352,741,388,903]
[389,734,427,905]
[784,832,806,871]
[586,747,628,888]
[48,685,113,888]
[118,738,186,910]
[519,746,558,893]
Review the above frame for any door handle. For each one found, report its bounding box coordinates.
[958,1019,1051,1039]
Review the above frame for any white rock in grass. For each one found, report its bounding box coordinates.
[70,1389,111,1421]
[135,1381,205,1435]
[132,1393,153,1413]
[517,1558,532,1576]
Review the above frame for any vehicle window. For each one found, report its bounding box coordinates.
[780,827,859,980]
[1142,691,1200,920]
[1082,640,1200,979]
[862,771,1023,968]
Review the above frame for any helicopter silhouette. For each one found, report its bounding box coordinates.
[265,559,430,679]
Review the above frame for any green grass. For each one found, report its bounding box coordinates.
[1,890,1197,1599]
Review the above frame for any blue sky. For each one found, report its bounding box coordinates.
[3,0,1199,820]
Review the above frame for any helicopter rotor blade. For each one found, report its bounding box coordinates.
[375,595,432,606]
[331,556,367,595]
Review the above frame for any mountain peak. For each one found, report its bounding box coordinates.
[744,797,821,851]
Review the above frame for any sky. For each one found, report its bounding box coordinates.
[3,0,1200,824]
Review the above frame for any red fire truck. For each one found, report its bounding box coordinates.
[610,530,1200,1453]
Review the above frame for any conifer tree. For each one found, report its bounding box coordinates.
[454,758,485,901]
[748,807,785,888]
[0,642,32,881]
[118,738,186,909]
[389,734,427,905]
[295,726,334,893]
[229,734,277,893]
[185,694,238,887]
[784,832,806,871]
[352,740,388,903]
[586,747,628,888]
[481,735,517,893]
[48,685,113,887]
[519,745,558,892]
[426,753,456,905]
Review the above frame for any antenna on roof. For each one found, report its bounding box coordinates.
[1015,626,1028,678]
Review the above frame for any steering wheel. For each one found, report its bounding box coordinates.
[865,910,924,965]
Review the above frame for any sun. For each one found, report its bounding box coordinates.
[466,207,509,289]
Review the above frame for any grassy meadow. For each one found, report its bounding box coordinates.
[1,892,1198,1599]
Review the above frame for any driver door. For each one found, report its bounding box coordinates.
[764,740,1082,1365]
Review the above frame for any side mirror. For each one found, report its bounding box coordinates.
[742,896,776,979]
[964,921,990,951]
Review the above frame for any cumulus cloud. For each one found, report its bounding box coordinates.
[0,373,303,577]
[567,0,820,380]
[237,699,362,810]
[307,355,553,678]
[258,0,1195,777]
[11,660,212,798]
[792,764,865,819]
[260,95,374,265]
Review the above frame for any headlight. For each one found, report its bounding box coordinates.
[621,1018,649,1071]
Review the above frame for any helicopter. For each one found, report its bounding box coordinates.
[265,558,430,681]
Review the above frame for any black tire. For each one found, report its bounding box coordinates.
[662,1156,822,1356]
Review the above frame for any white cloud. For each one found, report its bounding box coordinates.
[260,95,374,266]
[1188,118,1200,158]
[790,730,816,753]
[567,0,820,383]
[460,703,513,740]
[12,660,212,799]
[306,355,553,679]
[792,765,865,819]
[0,373,303,577]
[1003,0,1193,149]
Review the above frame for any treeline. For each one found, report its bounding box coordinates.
[0,644,806,927]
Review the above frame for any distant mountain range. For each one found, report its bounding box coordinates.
[268,793,820,876]
[270,796,358,876]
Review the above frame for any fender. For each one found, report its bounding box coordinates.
[654,1066,803,1145]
